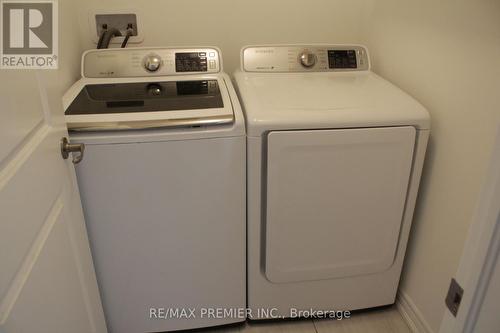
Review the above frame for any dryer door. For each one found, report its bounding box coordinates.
[265,126,416,283]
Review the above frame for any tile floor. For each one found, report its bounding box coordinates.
[192,306,411,333]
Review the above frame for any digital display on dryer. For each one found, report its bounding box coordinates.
[328,50,357,69]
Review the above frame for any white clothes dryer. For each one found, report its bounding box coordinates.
[234,45,430,319]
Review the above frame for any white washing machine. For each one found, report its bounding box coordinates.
[234,45,430,318]
[63,47,246,332]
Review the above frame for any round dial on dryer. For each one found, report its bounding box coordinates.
[144,54,162,72]
[299,50,317,68]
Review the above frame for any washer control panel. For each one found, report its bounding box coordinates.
[83,47,221,78]
[242,45,369,72]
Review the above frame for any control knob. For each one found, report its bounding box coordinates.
[299,50,316,68]
[147,83,162,96]
[144,54,162,72]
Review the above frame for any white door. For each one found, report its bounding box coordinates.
[0,70,107,332]
[265,126,416,283]
[439,125,500,333]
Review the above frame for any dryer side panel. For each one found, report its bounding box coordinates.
[265,126,416,283]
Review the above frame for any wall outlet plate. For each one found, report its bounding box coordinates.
[89,10,144,45]
[445,278,464,317]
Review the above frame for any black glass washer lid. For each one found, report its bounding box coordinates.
[65,80,223,115]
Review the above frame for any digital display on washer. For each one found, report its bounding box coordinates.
[328,50,357,69]
[175,52,208,72]
[65,80,223,115]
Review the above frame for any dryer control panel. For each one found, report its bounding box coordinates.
[242,45,369,72]
[83,47,221,78]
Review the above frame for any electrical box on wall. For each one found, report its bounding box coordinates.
[90,10,144,45]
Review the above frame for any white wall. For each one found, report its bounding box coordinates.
[75,0,367,73]
[37,0,85,126]
[362,0,500,331]
[0,0,84,159]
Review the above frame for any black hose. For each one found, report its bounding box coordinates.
[121,30,133,48]
[97,28,122,49]
[96,28,107,49]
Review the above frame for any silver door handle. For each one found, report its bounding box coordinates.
[61,137,85,164]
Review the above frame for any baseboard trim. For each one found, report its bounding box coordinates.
[396,291,434,333]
